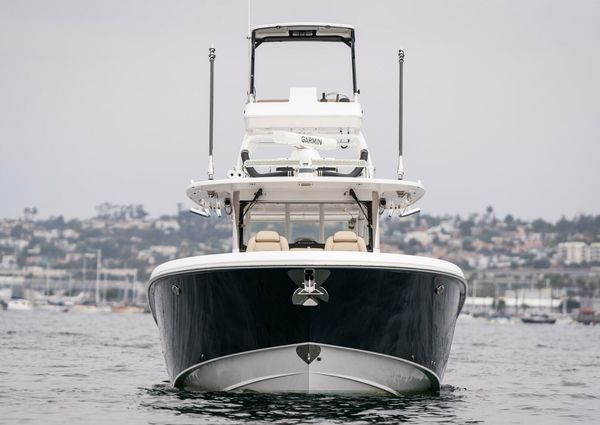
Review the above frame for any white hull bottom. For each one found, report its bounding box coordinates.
[176,343,440,395]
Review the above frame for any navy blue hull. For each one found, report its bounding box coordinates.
[148,266,466,387]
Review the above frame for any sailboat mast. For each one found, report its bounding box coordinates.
[95,249,101,304]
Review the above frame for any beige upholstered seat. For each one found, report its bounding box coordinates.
[324,231,367,252]
[246,230,289,252]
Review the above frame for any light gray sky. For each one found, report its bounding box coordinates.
[1,0,599,220]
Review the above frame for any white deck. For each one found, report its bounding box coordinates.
[149,251,465,284]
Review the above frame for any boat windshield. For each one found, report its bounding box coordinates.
[240,201,372,251]
[253,42,353,100]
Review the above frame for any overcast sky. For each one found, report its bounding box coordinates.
[1,0,599,221]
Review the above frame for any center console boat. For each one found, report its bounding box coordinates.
[148,23,467,395]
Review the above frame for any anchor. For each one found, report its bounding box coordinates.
[289,269,330,306]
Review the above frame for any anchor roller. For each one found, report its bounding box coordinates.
[289,269,330,306]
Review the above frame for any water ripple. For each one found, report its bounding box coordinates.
[2,311,600,424]
[138,385,477,424]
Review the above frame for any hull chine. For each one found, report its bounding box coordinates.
[175,343,440,395]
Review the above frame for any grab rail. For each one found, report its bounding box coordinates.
[240,150,369,178]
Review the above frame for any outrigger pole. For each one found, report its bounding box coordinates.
[208,46,216,180]
[397,49,405,180]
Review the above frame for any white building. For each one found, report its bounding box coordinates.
[404,231,433,246]
[557,241,590,264]
[155,219,180,232]
[589,242,600,264]
[0,254,17,270]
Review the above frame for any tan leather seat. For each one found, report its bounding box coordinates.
[324,231,367,252]
[246,230,289,252]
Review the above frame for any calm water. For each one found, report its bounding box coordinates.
[1,311,599,424]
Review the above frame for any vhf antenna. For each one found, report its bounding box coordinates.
[207,46,216,180]
[397,49,404,180]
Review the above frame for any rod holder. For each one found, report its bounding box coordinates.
[190,207,210,218]
[399,207,420,218]
[397,49,405,180]
[208,46,216,180]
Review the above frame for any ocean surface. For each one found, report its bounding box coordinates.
[1,311,599,424]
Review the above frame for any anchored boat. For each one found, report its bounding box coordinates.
[520,313,557,324]
[148,23,467,395]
